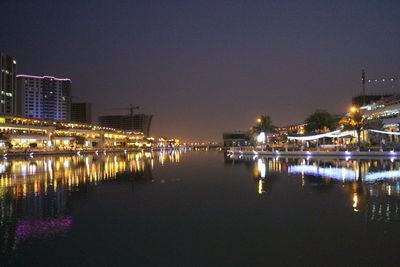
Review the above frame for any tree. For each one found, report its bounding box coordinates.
[304,110,338,134]
[339,108,366,147]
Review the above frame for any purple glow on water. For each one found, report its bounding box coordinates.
[16,216,72,240]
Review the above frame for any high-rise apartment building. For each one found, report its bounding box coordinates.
[71,102,92,124]
[0,52,17,114]
[16,75,71,121]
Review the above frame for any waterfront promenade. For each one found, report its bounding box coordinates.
[0,147,173,158]
[228,147,400,158]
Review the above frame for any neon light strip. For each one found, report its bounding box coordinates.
[369,129,400,136]
[16,74,71,81]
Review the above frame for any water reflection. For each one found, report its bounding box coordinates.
[0,150,182,259]
[225,153,400,222]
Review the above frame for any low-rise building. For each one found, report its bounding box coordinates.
[0,115,146,150]
[222,131,251,147]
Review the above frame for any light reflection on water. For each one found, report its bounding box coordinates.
[0,150,182,259]
[225,154,400,222]
[3,150,400,265]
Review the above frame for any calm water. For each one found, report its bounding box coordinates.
[2,150,400,266]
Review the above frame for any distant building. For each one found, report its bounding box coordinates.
[222,131,251,147]
[16,74,71,121]
[71,102,92,124]
[99,114,153,136]
[276,123,306,136]
[352,95,392,107]
[0,52,17,114]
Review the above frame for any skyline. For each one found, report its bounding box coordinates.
[1,1,400,141]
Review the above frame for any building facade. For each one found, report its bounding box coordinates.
[222,131,251,147]
[16,75,71,121]
[0,53,17,115]
[71,102,92,124]
[99,114,153,136]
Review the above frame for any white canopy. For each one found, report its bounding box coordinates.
[369,129,400,136]
[287,130,356,141]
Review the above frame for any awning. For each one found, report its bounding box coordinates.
[287,130,356,141]
[369,129,400,136]
[287,130,341,141]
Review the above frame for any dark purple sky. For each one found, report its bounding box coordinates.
[1,0,400,142]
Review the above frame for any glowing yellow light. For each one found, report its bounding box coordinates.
[258,180,263,194]
[350,106,357,113]
[353,193,359,212]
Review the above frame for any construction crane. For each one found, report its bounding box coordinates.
[105,104,139,116]
[361,70,399,105]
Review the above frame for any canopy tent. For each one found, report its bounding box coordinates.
[287,130,356,141]
[369,129,400,136]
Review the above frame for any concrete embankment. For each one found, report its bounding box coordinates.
[0,148,170,159]
[229,150,399,158]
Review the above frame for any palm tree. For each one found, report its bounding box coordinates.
[339,107,366,148]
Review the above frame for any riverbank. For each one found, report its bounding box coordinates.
[0,148,172,159]
[228,149,399,158]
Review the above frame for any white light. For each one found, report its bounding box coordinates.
[287,130,342,141]
[257,132,266,143]
[257,159,266,178]
[288,165,356,181]
[369,129,400,136]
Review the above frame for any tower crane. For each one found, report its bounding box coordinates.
[104,104,140,117]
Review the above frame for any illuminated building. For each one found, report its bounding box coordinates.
[71,102,92,124]
[352,94,391,107]
[99,114,153,136]
[16,74,71,121]
[222,131,251,147]
[0,52,17,115]
[0,115,145,149]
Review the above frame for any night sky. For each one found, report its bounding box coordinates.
[1,0,400,142]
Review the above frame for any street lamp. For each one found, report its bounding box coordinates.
[350,106,357,113]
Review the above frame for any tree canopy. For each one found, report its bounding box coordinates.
[253,115,275,134]
[304,110,338,134]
